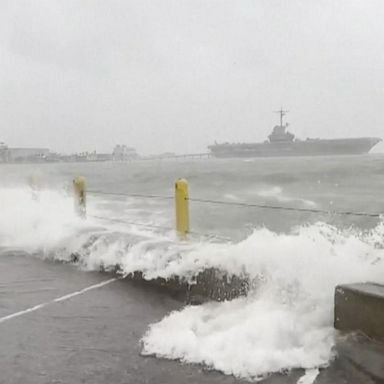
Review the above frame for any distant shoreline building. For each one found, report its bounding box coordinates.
[0,143,50,162]
[0,141,140,163]
[112,145,139,161]
[8,147,50,162]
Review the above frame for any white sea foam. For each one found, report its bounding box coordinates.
[0,187,86,251]
[140,223,384,379]
[1,186,384,380]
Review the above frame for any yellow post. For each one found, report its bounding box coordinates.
[73,176,86,218]
[28,174,40,201]
[175,178,189,238]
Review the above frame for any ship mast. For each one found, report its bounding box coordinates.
[275,108,288,126]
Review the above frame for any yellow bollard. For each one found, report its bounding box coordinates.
[175,178,189,238]
[28,174,40,201]
[73,176,86,218]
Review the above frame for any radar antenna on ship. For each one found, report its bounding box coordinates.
[274,108,289,127]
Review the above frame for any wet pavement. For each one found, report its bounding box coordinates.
[0,251,382,384]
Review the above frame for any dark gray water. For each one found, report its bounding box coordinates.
[1,155,384,380]
[2,154,384,236]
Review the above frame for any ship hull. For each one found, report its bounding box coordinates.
[208,138,382,158]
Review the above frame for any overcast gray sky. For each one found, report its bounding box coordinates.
[1,0,384,155]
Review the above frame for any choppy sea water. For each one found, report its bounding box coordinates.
[1,155,384,380]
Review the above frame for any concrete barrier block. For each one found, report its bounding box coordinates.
[334,282,384,342]
[128,269,249,303]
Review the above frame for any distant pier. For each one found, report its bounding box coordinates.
[141,153,212,161]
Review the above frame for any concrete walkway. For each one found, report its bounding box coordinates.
[0,251,381,384]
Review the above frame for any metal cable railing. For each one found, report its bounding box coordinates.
[87,190,173,201]
[89,214,230,242]
[89,214,174,232]
[186,197,381,218]
[87,189,381,218]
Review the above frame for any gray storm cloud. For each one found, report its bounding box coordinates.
[1,0,384,154]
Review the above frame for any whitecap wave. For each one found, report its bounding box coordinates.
[1,186,383,380]
[256,186,317,208]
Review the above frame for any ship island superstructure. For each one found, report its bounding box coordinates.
[208,109,381,158]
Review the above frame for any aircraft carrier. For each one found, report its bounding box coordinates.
[208,110,382,158]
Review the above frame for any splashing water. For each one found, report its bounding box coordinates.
[140,224,384,379]
[0,184,384,380]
